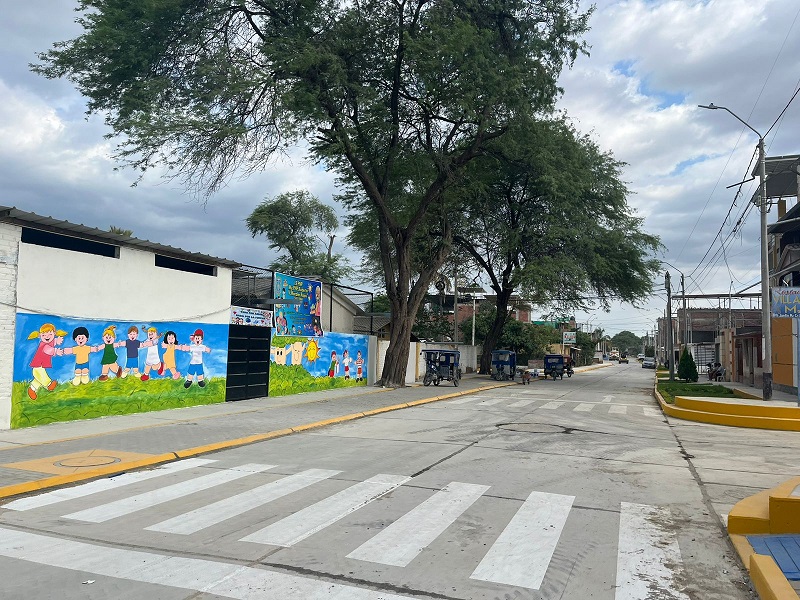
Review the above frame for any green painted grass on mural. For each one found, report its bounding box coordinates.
[268,364,366,397]
[10,377,225,429]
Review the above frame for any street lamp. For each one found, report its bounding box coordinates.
[665,271,675,381]
[698,103,772,400]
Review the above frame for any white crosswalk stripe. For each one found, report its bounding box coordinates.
[470,490,575,589]
[475,398,506,406]
[146,468,341,535]
[608,405,627,415]
[240,473,410,547]
[63,463,275,523]
[1,461,689,596]
[346,481,489,567]
[573,403,594,412]
[643,407,663,417]
[508,399,535,407]
[540,401,564,409]
[447,396,482,404]
[0,527,414,599]
[615,502,690,600]
[1,458,217,511]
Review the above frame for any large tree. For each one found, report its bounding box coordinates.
[246,190,350,283]
[448,117,661,373]
[34,0,591,386]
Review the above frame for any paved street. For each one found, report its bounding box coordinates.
[2,364,793,599]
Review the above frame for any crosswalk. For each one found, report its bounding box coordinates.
[445,394,663,416]
[0,459,689,598]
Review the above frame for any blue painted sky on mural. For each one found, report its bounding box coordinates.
[3,1,800,336]
[13,314,229,383]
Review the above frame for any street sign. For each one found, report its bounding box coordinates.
[563,331,576,345]
[771,287,800,317]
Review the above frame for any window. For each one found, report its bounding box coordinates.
[155,254,216,276]
[21,228,118,258]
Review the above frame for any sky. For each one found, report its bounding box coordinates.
[3,0,800,338]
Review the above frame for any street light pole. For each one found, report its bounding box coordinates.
[666,271,675,381]
[698,103,772,399]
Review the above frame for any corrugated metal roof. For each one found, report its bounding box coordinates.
[0,205,241,268]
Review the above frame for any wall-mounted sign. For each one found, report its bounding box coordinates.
[772,287,800,318]
[563,331,577,345]
[230,306,273,327]
[273,273,323,336]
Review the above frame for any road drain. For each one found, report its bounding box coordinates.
[497,423,574,434]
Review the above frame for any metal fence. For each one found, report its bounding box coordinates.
[231,265,376,335]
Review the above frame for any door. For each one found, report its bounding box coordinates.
[225,324,270,401]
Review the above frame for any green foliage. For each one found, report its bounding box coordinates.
[677,348,699,382]
[413,306,454,342]
[268,364,365,397]
[610,331,642,356]
[33,0,593,385]
[109,225,133,236]
[657,381,735,404]
[575,331,596,366]
[247,190,350,284]
[644,345,655,357]
[11,377,224,429]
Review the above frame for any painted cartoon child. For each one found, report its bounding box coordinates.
[98,325,124,380]
[342,349,352,380]
[314,284,322,317]
[328,350,339,378]
[160,330,182,379]
[120,326,144,378]
[179,328,211,388]
[26,323,66,400]
[355,350,364,382]
[139,326,164,381]
[59,326,98,385]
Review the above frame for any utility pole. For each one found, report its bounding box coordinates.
[699,103,771,399]
[666,271,675,381]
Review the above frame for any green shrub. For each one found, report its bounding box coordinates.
[677,348,698,382]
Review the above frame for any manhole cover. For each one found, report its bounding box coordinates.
[55,456,122,468]
[497,423,568,434]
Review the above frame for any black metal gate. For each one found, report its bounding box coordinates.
[225,324,270,401]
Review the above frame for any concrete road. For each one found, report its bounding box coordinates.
[1,363,779,599]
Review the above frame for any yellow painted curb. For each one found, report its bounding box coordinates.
[750,554,800,600]
[676,397,800,419]
[654,391,800,432]
[730,533,756,567]
[0,382,510,501]
[729,489,772,534]
[0,452,179,500]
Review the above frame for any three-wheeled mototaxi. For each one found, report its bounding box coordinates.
[491,350,516,381]
[544,354,565,380]
[421,349,462,386]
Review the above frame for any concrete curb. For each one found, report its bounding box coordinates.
[0,381,514,501]
[652,383,799,599]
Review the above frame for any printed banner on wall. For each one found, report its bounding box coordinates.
[273,272,323,336]
[11,312,229,429]
[269,331,368,397]
[772,287,800,317]
[231,305,273,327]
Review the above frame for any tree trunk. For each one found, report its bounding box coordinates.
[380,312,414,386]
[479,289,513,374]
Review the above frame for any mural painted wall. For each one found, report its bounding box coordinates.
[269,331,369,396]
[273,272,323,336]
[11,312,229,429]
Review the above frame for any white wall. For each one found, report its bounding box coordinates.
[376,340,418,385]
[17,243,232,324]
[0,223,21,429]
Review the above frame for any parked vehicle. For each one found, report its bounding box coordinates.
[642,357,656,369]
[619,354,629,364]
[637,353,645,362]
[422,350,462,386]
[544,354,565,380]
[491,350,516,381]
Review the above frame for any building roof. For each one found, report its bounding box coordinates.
[0,205,240,268]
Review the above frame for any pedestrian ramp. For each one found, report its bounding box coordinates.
[1,459,689,598]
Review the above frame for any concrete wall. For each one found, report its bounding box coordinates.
[17,243,232,324]
[0,223,21,429]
